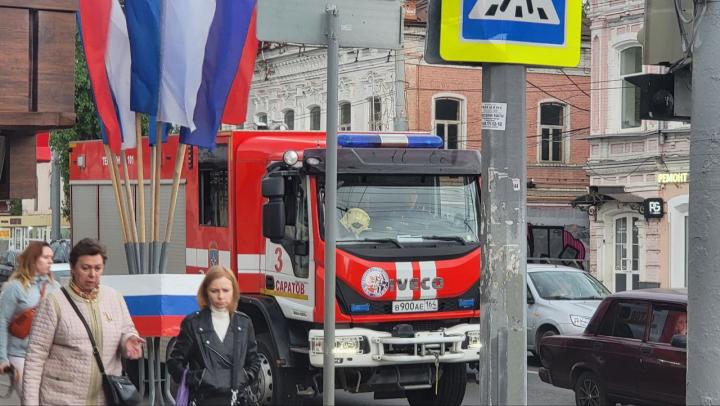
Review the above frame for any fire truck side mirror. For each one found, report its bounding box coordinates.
[262,177,284,198]
[263,199,286,242]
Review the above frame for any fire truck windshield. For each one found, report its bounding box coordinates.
[325,174,480,244]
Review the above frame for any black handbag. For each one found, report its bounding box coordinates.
[61,288,141,406]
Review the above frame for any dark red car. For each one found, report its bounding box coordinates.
[538,289,687,406]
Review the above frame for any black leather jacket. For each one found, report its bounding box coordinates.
[167,308,261,395]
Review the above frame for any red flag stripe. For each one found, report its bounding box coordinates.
[80,0,122,153]
[221,8,258,125]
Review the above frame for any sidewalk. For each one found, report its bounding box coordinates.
[0,379,19,405]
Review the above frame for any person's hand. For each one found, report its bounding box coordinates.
[0,362,10,373]
[124,335,145,359]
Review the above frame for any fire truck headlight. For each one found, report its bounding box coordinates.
[310,336,366,355]
[465,330,481,349]
[283,150,299,166]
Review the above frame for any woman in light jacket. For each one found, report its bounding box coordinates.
[167,265,261,405]
[0,241,60,396]
[22,238,144,405]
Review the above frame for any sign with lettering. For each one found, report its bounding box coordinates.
[657,173,689,184]
[644,198,664,219]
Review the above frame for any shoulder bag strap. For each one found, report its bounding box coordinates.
[60,287,107,375]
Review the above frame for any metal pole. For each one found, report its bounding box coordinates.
[50,149,61,240]
[687,1,720,403]
[323,5,339,406]
[479,64,527,406]
[393,46,408,131]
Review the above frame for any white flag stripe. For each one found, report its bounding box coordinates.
[106,0,136,150]
[157,0,216,130]
[104,274,204,296]
[419,261,437,299]
[395,262,414,301]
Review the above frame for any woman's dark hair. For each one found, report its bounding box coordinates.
[69,238,108,267]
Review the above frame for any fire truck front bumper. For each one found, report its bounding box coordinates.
[308,324,480,368]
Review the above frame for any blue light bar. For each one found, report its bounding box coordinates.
[350,303,371,313]
[338,133,444,149]
[458,298,475,309]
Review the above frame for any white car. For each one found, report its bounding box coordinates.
[526,264,610,356]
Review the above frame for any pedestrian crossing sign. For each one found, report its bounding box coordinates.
[439,0,582,66]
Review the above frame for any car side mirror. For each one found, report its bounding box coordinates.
[671,334,687,349]
[262,176,284,198]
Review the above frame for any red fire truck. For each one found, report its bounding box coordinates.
[69,131,482,405]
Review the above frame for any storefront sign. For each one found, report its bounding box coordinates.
[657,173,689,184]
[644,198,664,219]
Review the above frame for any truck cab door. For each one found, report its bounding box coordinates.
[264,176,315,322]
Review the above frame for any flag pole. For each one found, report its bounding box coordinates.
[153,136,163,274]
[149,135,157,274]
[135,117,146,274]
[120,150,139,274]
[104,145,130,254]
[160,143,187,274]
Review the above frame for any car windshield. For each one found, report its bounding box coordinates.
[322,174,480,244]
[530,271,610,300]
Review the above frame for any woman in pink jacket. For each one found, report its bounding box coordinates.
[21,238,144,405]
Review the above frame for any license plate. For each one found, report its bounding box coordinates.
[392,299,438,313]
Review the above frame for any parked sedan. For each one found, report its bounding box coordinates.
[538,289,687,406]
[527,264,610,355]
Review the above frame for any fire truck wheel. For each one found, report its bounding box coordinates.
[405,362,467,406]
[256,333,302,406]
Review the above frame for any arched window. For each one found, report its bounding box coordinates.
[368,97,382,131]
[434,98,461,149]
[339,102,351,131]
[613,214,641,291]
[539,102,566,162]
[620,46,642,129]
[256,113,268,130]
[309,106,321,130]
[283,109,295,130]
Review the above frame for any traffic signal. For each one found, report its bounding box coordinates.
[624,67,691,122]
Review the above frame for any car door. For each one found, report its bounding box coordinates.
[592,299,649,399]
[639,304,687,405]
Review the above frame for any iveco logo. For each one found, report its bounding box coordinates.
[390,277,444,291]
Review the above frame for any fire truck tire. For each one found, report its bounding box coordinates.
[256,333,303,406]
[405,363,467,406]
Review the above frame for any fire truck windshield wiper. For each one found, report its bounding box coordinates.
[340,238,404,248]
[420,235,467,245]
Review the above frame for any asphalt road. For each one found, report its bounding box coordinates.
[0,357,575,406]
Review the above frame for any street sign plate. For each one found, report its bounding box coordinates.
[257,0,402,49]
[439,0,582,66]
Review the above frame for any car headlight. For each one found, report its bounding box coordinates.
[570,315,591,328]
[465,330,482,349]
[310,336,365,355]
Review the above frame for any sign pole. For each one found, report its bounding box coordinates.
[479,63,527,405]
[323,4,339,406]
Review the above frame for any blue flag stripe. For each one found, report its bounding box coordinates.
[124,295,199,316]
[125,0,162,115]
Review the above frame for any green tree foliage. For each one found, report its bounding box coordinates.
[49,33,101,219]
[9,199,22,216]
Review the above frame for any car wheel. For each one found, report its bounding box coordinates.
[537,328,558,367]
[574,371,609,406]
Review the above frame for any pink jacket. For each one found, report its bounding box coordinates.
[22,285,138,405]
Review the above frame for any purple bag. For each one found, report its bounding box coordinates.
[175,369,189,406]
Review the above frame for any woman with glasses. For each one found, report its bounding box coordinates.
[21,238,144,405]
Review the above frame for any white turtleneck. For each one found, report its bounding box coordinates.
[210,306,230,341]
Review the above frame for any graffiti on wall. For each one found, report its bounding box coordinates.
[527,224,588,269]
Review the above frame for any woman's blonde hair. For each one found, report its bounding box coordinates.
[11,241,54,289]
[197,266,240,310]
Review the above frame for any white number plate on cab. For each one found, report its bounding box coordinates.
[392,299,438,313]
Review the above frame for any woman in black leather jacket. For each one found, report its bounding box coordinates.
[168,266,261,405]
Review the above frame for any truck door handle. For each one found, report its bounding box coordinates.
[640,346,652,355]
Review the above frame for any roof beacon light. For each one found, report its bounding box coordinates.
[337,133,444,149]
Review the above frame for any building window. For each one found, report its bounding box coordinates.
[309,106,321,130]
[199,144,228,227]
[434,98,461,149]
[621,46,642,129]
[256,113,268,129]
[539,102,565,162]
[284,109,295,130]
[369,96,382,131]
[339,102,351,131]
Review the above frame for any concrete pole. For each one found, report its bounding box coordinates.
[323,5,339,406]
[478,64,527,406]
[687,1,720,404]
[50,149,61,241]
[393,46,408,131]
